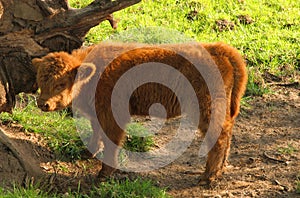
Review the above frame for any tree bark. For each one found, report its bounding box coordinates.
[0,126,43,179]
[0,0,141,112]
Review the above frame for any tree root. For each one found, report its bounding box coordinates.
[0,127,43,180]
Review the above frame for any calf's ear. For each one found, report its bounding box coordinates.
[74,62,96,84]
[32,58,43,71]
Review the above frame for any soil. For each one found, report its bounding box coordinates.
[0,83,299,197]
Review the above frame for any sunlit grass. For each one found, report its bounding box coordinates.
[0,178,169,198]
[74,0,299,96]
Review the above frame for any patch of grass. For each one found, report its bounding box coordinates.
[0,95,156,159]
[71,0,300,96]
[69,0,93,9]
[108,27,194,44]
[240,96,253,114]
[278,144,297,155]
[90,178,170,198]
[0,94,84,161]
[295,172,300,194]
[297,178,300,194]
[124,122,155,152]
[0,185,53,198]
[0,178,169,198]
[246,67,270,96]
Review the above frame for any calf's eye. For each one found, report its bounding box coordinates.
[55,83,66,91]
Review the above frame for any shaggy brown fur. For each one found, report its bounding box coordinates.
[33,42,247,184]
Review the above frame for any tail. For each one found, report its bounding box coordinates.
[202,42,248,119]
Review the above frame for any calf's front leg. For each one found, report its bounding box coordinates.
[96,125,125,181]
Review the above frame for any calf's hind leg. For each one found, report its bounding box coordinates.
[201,120,234,184]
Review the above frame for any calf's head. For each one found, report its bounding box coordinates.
[32,52,95,112]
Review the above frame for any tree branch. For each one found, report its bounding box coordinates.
[0,30,48,56]
[36,0,141,35]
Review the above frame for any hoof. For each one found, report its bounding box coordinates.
[96,166,116,183]
[96,174,109,183]
[198,175,211,186]
[198,174,218,188]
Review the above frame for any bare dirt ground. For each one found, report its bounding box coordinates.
[0,83,299,197]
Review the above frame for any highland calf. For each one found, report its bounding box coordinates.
[33,42,247,184]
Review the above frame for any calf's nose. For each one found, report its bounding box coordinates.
[43,103,50,111]
[38,101,50,111]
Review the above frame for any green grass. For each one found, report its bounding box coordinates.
[0,185,52,198]
[73,0,300,96]
[69,0,93,9]
[90,178,170,198]
[278,144,297,155]
[0,95,156,159]
[297,173,300,194]
[124,122,155,152]
[0,178,169,198]
[0,94,84,161]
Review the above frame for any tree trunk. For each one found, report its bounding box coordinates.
[0,0,141,112]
